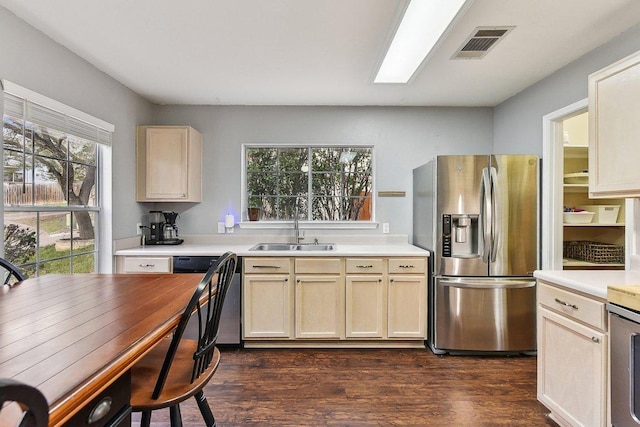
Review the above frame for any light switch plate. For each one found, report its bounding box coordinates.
[217,222,226,234]
[382,223,390,233]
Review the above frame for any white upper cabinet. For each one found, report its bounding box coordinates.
[589,50,640,198]
[136,126,203,202]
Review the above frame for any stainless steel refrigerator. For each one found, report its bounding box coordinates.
[413,155,539,354]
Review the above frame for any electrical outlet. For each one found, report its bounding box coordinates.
[136,223,143,235]
[382,223,390,234]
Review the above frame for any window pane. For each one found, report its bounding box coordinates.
[72,211,96,247]
[247,148,277,171]
[3,116,32,153]
[31,123,67,160]
[72,253,95,273]
[4,150,32,206]
[258,196,306,220]
[3,213,37,266]
[38,258,71,275]
[312,196,341,220]
[38,212,71,261]
[278,172,308,196]
[34,156,66,206]
[247,171,278,197]
[68,136,97,166]
[69,162,97,206]
[278,148,307,172]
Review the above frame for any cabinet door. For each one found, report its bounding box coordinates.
[136,126,202,202]
[345,275,385,338]
[243,274,292,338]
[537,306,606,427]
[295,275,344,339]
[589,50,640,198]
[145,127,189,199]
[387,275,426,338]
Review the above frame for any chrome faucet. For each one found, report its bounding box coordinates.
[294,206,304,244]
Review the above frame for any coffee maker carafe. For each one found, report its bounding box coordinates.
[147,210,184,245]
[162,211,180,241]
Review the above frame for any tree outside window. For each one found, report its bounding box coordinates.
[246,146,373,221]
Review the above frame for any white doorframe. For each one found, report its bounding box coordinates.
[541,99,588,270]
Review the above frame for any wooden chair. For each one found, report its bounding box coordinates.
[0,379,49,427]
[130,251,238,427]
[0,258,26,287]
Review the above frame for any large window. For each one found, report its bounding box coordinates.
[245,145,373,222]
[2,85,112,276]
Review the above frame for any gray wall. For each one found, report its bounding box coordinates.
[0,6,154,240]
[153,105,494,239]
[493,23,640,154]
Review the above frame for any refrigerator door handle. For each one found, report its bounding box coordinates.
[489,166,499,263]
[438,278,535,289]
[480,167,492,263]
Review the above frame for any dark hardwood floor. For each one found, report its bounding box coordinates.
[132,347,554,426]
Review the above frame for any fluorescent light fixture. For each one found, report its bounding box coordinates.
[374,0,469,84]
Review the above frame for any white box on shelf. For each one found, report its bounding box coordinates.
[563,211,594,224]
[576,205,620,224]
[563,172,588,184]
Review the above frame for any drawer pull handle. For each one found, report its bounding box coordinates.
[139,263,155,267]
[87,397,112,424]
[253,265,281,269]
[399,265,415,268]
[356,265,374,268]
[591,336,600,343]
[554,298,578,310]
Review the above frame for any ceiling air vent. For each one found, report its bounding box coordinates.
[452,26,515,59]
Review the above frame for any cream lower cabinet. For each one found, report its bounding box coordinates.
[243,258,293,338]
[388,259,427,338]
[295,258,344,339]
[537,280,608,427]
[243,255,428,347]
[345,259,386,338]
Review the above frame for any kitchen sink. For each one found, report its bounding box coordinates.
[249,243,336,251]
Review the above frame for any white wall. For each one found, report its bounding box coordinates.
[0,6,154,240]
[151,105,494,240]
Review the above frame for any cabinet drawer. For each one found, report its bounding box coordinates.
[244,257,291,274]
[295,258,341,274]
[66,371,131,426]
[388,258,426,274]
[346,258,384,274]
[538,281,606,331]
[123,257,171,273]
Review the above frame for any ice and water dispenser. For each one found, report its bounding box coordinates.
[442,214,479,258]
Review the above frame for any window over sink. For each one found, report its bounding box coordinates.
[243,145,374,223]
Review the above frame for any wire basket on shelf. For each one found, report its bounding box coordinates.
[563,240,624,264]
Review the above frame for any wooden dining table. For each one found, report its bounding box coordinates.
[0,273,205,426]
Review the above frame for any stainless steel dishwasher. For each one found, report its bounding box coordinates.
[608,302,640,426]
[173,255,242,347]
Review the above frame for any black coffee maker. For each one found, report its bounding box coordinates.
[147,210,184,245]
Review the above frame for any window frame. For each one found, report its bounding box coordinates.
[1,81,114,275]
[241,143,377,229]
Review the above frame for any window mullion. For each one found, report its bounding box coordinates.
[307,147,312,220]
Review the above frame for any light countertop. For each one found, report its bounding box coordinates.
[114,234,430,258]
[534,269,640,300]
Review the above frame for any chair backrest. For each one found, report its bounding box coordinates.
[151,251,237,399]
[0,258,26,287]
[0,379,49,427]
